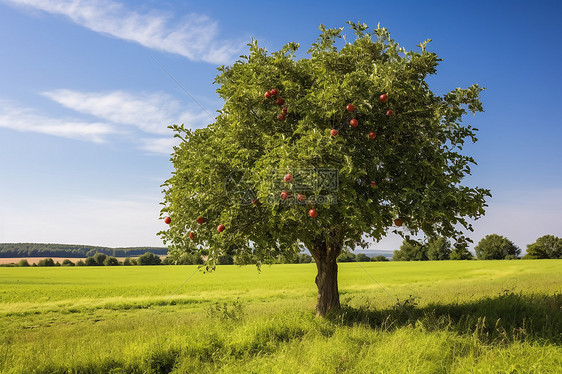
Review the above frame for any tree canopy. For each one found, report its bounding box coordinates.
[474,234,520,260]
[525,235,562,259]
[160,22,489,315]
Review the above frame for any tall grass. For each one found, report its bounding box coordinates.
[0,260,560,373]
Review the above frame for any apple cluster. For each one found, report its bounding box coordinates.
[264,88,288,121]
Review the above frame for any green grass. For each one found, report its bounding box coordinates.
[1,260,561,373]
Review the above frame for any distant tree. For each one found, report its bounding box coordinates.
[474,234,520,260]
[62,259,75,266]
[93,253,107,266]
[84,257,97,266]
[103,256,119,266]
[138,252,162,265]
[76,260,86,266]
[298,253,313,263]
[176,253,204,265]
[426,237,451,260]
[355,253,371,262]
[337,252,356,263]
[450,241,474,260]
[524,235,562,259]
[393,240,427,261]
[217,254,234,265]
[123,258,133,266]
[371,255,389,262]
[37,258,55,267]
[17,259,30,267]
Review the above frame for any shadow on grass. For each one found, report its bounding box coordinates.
[328,291,562,345]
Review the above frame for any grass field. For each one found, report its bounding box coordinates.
[0,260,561,373]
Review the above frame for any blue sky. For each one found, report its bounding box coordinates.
[0,0,561,252]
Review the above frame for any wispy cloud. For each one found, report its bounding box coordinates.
[3,0,243,64]
[43,89,210,135]
[0,100,115,143]
[139,137,180,155]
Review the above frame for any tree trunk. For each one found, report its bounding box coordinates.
[311,239,342,317]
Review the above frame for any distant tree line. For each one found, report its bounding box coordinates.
[392,234,562,261]
[0,243,168,258]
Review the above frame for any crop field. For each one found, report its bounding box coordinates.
[0,260,561,373]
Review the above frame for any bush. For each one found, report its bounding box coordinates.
[337,252,355,262]
[355,253,371,262]
[177,253,204,265]
[138,252,162,265]
[297,253,313,263]
[84,257,98,266]
[37,258,55,267]
[371,255,389,262]
[103,256,119,266]
[17,259,30,267]
[217,254,234,265]
[76,260,86,266]
[475,234,520,260]
[62,259,75,266]
[123,258,133,266]
[93,253,107,266]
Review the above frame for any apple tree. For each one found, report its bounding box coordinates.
[159,22,490,316]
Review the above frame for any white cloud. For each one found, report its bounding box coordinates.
[139,137,181,155]
[43,89,210,135]
[0,100,115,143]
[0,194,166,247]
[3,0,243,64]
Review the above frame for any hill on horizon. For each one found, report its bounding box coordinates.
[0,243,168,258]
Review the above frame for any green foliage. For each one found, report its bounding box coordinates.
[93,253,107,266]
[426,236,451,260]
[17,259,30,267]
[75,260,86,266]
[371,255,389,262]
[337,252,356,262]
[37,258,55,267]
[84,257,98,266]
[62,259,75,266]
[138,252,162,266]
[217,254,234,265]
[103,257,119,266]
[355,253,370,262]
[393,239,427,261]
[450,241,474,260]
[475,234,520,260]
[297,253,313,263]
[0,243,168,258]
[525,235,562,259]
[160,22,489,270]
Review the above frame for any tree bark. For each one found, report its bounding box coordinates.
[310,239,342,317]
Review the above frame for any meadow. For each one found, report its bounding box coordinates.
[0,260,560,373]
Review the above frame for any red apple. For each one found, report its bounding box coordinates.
[350,119,358,128]
[196,216,206,225]
[308,209,318,218]
[297,194,306,202]
[189,232,195,240]
[251,198,259,205]
[370,181,377,187]
[217,224,225,232]
[386,109,394,116]
[276,97,285,105]
[346,103,356,112]
[380,94,388,103]
[284,174,293,183]
[270,88,279,96]
[280,190,289,200]
[330,129,338,137]
[264,91,271,98]
[369,132,377,140]
[282,107,287,114]
[278,113,286,121]
[394,218,403,227]
[164,216,171,224]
